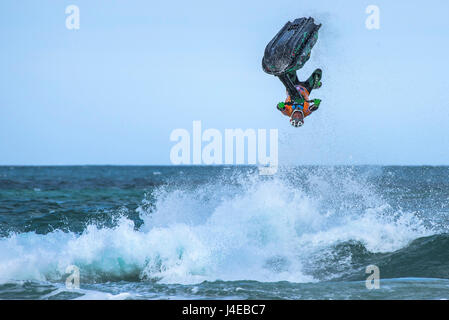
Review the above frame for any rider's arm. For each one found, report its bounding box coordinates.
[309,98,321,112]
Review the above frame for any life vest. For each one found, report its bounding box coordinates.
[280,85,312,118]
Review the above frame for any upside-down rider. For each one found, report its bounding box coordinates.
[277,68,322,127]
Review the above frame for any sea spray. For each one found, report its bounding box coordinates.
[0,167,432,286]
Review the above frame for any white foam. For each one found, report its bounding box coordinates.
[0,170,433,285]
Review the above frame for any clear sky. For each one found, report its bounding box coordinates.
[1,0,448,165]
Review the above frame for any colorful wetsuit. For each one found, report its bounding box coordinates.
[280,85,313,118]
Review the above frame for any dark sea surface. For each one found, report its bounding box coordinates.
[0,165,448,299]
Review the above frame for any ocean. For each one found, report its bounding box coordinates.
[0,165,448,300]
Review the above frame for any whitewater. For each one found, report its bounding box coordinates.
[0,166,448,299]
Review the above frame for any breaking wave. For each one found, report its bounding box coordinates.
[0,167,436,285]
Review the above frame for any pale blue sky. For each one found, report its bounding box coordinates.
[1,0,448,165]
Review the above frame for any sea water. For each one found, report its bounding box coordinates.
[0,166,448,299]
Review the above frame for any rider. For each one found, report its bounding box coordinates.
[277,69,322,127]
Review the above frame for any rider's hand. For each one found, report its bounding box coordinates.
[313,99,321,106]
[277,102,286,111]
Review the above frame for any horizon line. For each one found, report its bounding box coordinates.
[1,164,448,167]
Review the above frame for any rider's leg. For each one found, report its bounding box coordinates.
[286,70,300,86]
[301,68,322,94]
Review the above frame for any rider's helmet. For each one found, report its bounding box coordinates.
[290,110,304,127]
